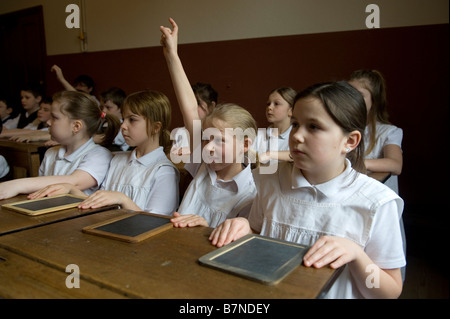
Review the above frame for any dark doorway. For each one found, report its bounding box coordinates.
[0,6,47,109]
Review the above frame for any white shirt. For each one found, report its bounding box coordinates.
[179,161,256,227]
[113,129,129,151]
[0,155,9,179]
[248,160,405,299]
[2,115,19,129]
[100,147,179,215]
[365,122,403,194]
[39,138,112,195]
[252,125,292,155]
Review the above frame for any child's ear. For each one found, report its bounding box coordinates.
[243,137,253,153]
[344,130,361,154]
[151,122,162,135]
[72,120,83,135]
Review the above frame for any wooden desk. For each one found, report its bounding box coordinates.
[0,209,340,299]
[0,137,48,178]
[0,247,125,299]
[0,195,118,236]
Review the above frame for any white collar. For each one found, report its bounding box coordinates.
[56,138,95,162]
[206,162,252,193]
[291,159,355,197]
[128,147,164,165]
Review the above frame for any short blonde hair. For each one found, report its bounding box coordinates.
[204,103,257,163]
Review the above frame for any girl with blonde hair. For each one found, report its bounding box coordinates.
[160,18,257,228]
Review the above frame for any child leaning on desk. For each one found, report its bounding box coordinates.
[348,69,403,194]
[30,90,180,216]
[209,81,405,299]
[0,91,119,200]
[160,18,257,228]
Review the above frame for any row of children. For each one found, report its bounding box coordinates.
[0,18,404,298]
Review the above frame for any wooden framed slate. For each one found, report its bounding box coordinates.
[82,212,173,243]
[199,234,309,285]
[1,194,85,216]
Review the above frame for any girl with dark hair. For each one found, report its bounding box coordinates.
[210,81,405,299]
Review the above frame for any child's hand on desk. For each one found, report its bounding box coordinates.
[209,217,252,247]
[171,212,208,228]
[303,235,364,269]
[78,190,123,209]
[28,183,75,199]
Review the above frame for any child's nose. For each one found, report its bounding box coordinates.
[292,128,305,143]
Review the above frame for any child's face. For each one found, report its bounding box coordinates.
[37,103,51,123]
[289,97,348,183]
[266,92,292,124]
[102,100,122,119]
[349,80,372,116]
[0,101,11,119]
[48,101,75,144]
[202,118,246,172]
[74,83,92,94]
[20,90,41,112]
[121,108,149,148]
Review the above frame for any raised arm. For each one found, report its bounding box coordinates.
[160,18,199,152]
[51,65,76,92]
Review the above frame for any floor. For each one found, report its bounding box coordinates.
[400,254,449,299]
[399,208,449,299]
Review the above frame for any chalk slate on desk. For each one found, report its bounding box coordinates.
[199,234,308,285]
[1,194,85,216]
[82,212,173,243]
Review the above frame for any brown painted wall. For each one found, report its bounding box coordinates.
[45,24,449,212]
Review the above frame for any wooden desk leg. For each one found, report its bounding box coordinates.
[30,153,41,177]
[13,167,28,179]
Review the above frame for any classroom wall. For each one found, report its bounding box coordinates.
[45,24,449,209]
[0,0,448,55]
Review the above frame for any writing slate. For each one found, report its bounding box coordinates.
[199,234,309,285]
[1,194,85,216]
[82,212,173,243]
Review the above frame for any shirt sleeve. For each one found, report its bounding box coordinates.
[247,172,263,233]
[75,146,113,186]
[364,198,406,269]
[145,165,179,215]
[384,126,403,148]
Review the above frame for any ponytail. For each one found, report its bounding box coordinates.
[160,129,172,155]
[97,113,121,149]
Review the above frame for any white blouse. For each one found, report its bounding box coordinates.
[101,147,179,215]
[248,160,405,299]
